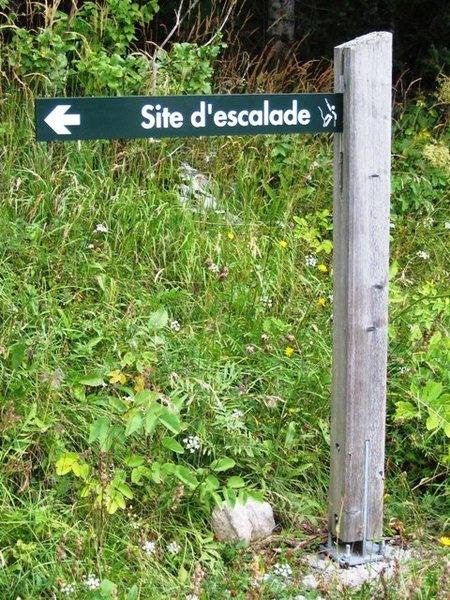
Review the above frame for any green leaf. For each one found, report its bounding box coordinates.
[426,412,441,431]
[284,421,297,449]
[148,308,168,332]
[210,457,235,472]
[159,406,181,434]
[131,465,150,484]
[394,401,419,421]
[10,342,26,369]
[226,476,245,489]
[422,381,443,403]
[162,437,184,454]
[223,486,237,507]
[79,372,105,387]
[444,420,450,438]
[127,584,139,600]
[125,409,143,436]
[89,416,110,445]
[205,474,220,490]
[100,579,116,598]
[117,482,133,499]
[174,465,198,489]
[109,396,129,414]
[134,390,160,404]
[125,455,145,468]
[151,462,162,484]
[55,453,78,476]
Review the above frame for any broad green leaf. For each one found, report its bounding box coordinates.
[226,476,245,489]
[159,406,181,434]
[151,462,162,484]
[145,409,159,435]
[125,409,143,436]
[89,416,110,445]
[109,396,129,414]
[107,490,126,513]
[125,455,145,468]
[79,372,105,387]
[210,457,236,472]
[394,401,419,421]
[127,584,139,600]
[238,488,249,505]
[10,342,26,369]
[161,462,176,476]
[284,421,297,449]
[131,465,148,484]
[117,482,133,499]
[72,460,88,479]
[162,437,184,454]
[205,474,220,490]
[78,463,90,480]
[422,381,443,403]
[426,412,441,431]
[135,390,160,404]
[148,308,169,332]
[178,565,188,585]
[174,465,198,489]
[100,579,116,597]
[55,453,78,476]
[223,486,237,508]
[444,420,450,438]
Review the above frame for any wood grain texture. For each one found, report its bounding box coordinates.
[329,32,392,544]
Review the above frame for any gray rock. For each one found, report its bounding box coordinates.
[211,499,275,544]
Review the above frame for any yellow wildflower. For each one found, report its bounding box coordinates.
[317,264,328,273]
[317,297,326,307]
[284,346,295,358]
[288,407,296,414]
[439,536,450,547]
[108,369,127,385]
[278,239,288,249]
[227,232,235,240]
[134,374,145,393]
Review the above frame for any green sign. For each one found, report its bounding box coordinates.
[35,93,343,141]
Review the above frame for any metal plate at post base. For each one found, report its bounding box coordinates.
[321,538,386,567]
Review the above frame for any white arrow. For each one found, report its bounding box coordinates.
[44,105,81,135]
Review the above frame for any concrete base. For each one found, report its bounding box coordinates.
[321,538,385,566]
[300,543,413,591]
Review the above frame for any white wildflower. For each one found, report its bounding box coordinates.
[417,250,430,260]
[94,223,108,233]
[207,262,220,273]
[170,320,181,332]
[445,222,450,230]
[142,540,156,554]
[272,563,292,579]
[166,541,181,555]
[305,254,318,267]
[183,435,201,453]
[83,574,101,591]
[61,583,76,595]
[260,295,273,308]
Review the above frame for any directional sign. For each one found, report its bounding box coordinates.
[35,93,343,141]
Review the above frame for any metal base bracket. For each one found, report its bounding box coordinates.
[321,537,386,566]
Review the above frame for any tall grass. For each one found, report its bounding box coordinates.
[0,41,449,600]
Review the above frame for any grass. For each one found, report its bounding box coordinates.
[0,75,449,599]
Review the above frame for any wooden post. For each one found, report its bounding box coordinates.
[328,32,392,561]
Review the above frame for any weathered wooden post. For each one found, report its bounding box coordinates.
[327,32,392,564]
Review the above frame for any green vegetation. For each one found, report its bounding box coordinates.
[0,2,449,598]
